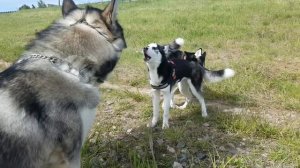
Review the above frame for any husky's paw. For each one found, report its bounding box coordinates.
[147,119,158,128]
[162,122,169,129]
[201,111,208,118]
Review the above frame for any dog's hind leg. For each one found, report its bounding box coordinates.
[177,79,193,109]
[177,97,190,109]
[170,85,178,108]
[148,89,160,128]
[187,79,207,117]
[161,86,171,129]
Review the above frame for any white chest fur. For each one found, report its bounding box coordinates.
[79,107,97,144]
[148,66,162,86]
[149,70,162,85]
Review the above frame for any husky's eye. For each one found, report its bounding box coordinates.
[152,47,158,50]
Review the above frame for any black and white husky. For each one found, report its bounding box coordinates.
[143,39,235,129]
[0,0,126,167]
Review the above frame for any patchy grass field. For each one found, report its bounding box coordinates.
[0,0,299,167]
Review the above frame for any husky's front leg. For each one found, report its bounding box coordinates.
[148,89,160,127]
[161,86,171,129]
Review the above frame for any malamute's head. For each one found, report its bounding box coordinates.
[61,0,127,83]
[27,0,127,84]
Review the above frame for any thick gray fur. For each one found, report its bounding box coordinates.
[0,0,126,167]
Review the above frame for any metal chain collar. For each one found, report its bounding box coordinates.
[17,54,75,74]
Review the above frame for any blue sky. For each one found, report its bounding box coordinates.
[0,0,103,12]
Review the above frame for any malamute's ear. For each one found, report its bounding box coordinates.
[102,0,119,25]
[62,0,78,17]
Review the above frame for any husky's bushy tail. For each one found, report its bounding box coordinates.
[204,68,235,83]
[168,38,184,51]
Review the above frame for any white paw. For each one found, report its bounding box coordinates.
[202,111,208,118]
[162,122,169,129]
[147,119,158,128]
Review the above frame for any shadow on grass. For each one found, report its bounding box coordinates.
[204,87,257,107]
[81,104,257,168]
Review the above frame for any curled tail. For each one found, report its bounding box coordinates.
[204,68,235,83]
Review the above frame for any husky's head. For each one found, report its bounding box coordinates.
[143,38,183,65]
[27,0,127,84]
[143,43,168,66]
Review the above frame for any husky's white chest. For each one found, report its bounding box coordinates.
[149,69,162,85]
[79,107,97,143]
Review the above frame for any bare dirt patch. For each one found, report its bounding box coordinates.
[0,60,11,70]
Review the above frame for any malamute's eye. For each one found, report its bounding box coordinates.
[152,46,158,50]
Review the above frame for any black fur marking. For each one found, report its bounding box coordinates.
[0,131,34,168]
[212,69,225,76]
[95,57,119,83]
[0,64,23,88]
[5,70,47,123]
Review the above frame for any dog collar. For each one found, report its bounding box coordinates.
[17,54,80,78]
[151,82,169,90]
[150,61,177,90]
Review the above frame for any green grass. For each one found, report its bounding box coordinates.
[81,88,300,167]
[0,0,300,167]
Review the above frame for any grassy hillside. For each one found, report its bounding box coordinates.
[0,0,299,167]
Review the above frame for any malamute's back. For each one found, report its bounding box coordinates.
[0,0,126,167]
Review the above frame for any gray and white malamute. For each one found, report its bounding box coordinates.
[0,0,126,167]
[143,39,234,129]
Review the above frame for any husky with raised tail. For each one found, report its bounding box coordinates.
[143,39,234,129]
[0,0,126,167]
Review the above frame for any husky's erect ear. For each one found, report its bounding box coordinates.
[62,0,77,17]
[195,48,202,58]
[157,44,167,57]
[195,48,206,66]
[200,51,206,66]
[102,0,119,25]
